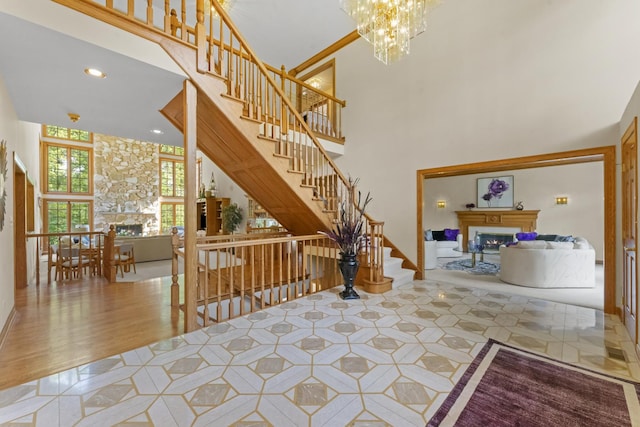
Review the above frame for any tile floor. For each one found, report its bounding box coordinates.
[0,279,637,426]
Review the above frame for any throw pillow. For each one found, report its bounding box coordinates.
[515,240,548,249]
[424,229,434,241]
[574,237,591,249]
[444,228,459,241]
[535,234,558,241]
[515,232,537,241]
[431,230,446,241]
[555,235,575,242]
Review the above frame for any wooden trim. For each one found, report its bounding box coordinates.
[416,146,617,315]
[289,30,360,77]
[13,154,27,289]
[0,308,16,352]
[183,79,199,333]
[297,59,336,97]
[455,210,539,252]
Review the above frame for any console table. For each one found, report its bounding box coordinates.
[455,210,539,251]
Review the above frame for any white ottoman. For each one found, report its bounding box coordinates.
[424,241,438,270]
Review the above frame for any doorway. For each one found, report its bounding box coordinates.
[13,154,27,289]
[416,146,616,314]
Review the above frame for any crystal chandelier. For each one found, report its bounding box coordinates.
[340,0,439,64]
[205,0,235,18]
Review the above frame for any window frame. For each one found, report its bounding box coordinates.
[41,140,93,196]
[159,156,185,198]
[160,201,185,234]
[42,124,93,143]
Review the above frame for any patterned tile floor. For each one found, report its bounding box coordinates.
[0,279,637,426]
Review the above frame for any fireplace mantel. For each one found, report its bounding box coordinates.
[455,210,540,251]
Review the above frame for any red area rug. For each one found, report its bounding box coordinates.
[427,339,640,426]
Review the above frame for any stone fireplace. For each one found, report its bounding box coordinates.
[116,224,143,236]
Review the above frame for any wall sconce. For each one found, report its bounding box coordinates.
[436,200,446,209]
[555,196,568,205]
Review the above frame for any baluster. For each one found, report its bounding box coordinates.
[163,0,171,34]
[171,227,180,306]
[216,250,223,322]
[203,248,210,326]
[146,0,153,25]
[127,0,134,17]
[181,0,187,41]
[216,15,223,75]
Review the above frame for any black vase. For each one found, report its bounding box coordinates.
[339,253,360,300]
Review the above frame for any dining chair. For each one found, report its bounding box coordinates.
[114,243,136,278]
[57,247,92,280]
[48,244,58,283]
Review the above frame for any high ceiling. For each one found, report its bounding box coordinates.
[0,0,355,146]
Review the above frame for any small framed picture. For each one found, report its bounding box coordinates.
[477,176,514,208]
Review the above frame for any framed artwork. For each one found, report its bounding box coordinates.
[477,175,513,208]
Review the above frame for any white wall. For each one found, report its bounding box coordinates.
[199,152,249,233]
[329,0,640,268]
[423,162,605,258]
[0,77,18,329]
[0,77,41,330]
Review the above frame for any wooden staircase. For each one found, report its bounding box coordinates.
[53,0,419,289]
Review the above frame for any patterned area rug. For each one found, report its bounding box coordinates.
[443,259,500,275]
[427,339,640,426]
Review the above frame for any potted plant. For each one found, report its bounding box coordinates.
[222,203,243,234]
[320,177,372,300]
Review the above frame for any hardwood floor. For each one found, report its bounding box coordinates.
[0,275,184,391]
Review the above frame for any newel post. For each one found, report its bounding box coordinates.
[362,220,392,294]
[195,0,207,73]
[171,226,180,307]
[102,225,117,283]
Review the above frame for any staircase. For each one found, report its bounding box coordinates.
[53,0,419,287]
[383,247,416,288]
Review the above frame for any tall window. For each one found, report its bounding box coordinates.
[44,143,92,194]
[160,159,185,197]
[160,202,184,234]
[43,200,92,242]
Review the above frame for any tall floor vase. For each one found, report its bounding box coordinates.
[339,253,360,300]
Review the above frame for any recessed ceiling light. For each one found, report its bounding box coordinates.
[151,129,164,135]
[84,68,106,78]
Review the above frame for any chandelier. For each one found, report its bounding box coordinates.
[205,0,235,18]
[340,0,439,64]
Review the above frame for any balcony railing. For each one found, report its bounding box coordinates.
[171,230,342,325]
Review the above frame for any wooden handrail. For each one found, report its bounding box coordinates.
[171,231,342,324]
[54,0,401,290]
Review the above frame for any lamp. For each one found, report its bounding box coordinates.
[436,200,446,209]
[555,197,568,205]
[340,0,440,64]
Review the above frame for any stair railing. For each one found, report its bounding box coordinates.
[199,1,382,273]
[55,0,386,285]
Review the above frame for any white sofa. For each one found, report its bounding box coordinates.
[436,234,464,258]
[499,238,595,288]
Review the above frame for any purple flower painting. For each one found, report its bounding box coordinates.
[477,176,514,208]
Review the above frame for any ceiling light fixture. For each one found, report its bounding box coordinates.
[151,129,164,135]
[84,68,106,78]
[205,0,235,17]
[68,113,80,123]
[340,0,440,64]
